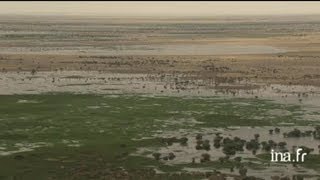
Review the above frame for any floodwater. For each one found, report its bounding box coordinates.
[139,126,320,164]
[135,126,320,179]
[102,44,287,56]
[0,44,287,55]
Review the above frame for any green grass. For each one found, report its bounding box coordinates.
[0,93,314,179]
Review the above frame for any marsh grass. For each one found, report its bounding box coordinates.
[0,94,314,178]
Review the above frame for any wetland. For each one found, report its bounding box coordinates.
[0,15,320,179]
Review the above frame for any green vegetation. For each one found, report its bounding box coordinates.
[0,94,316,178]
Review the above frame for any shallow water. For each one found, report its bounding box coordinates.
[0,44,287,55]
[100,44,287,56]
[140,126,320,164]
[136,126,320,179]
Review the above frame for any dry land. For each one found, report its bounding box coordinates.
[1,15,320,179]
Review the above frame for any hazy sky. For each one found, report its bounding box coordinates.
[1,1,320,17]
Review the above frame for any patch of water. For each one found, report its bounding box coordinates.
[17,99,41,104]
[135,126,320,178]
[87,106,101,109]
[0,142,52,156]
[0,44,288,56]
[61,139,82,147]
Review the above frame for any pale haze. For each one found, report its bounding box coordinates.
[0,1,320,17]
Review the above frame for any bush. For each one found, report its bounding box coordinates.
[286,129,302,137]
[196,134,202,140]
[245,139,259,151]
[168,152,176,160]
[152,153,161,160]
[239,167,247,176]
[201,153,210,162]
[180,137,188,146]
